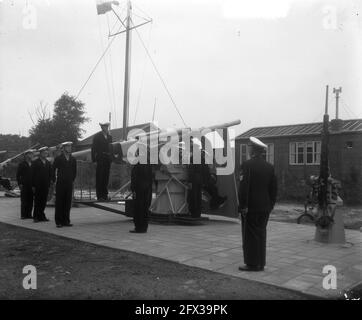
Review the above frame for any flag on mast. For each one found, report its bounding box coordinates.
[96,0,119,15]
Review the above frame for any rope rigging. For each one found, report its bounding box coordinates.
[133,21,153,125]
[132,20,188,127]
[97,18,115,125]
[76,3,188,129]
[106,13,118,128]
[75,23,122,100]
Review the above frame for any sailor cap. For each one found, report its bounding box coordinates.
[249,137,267,149]
[38,146,49,152]
[24,149,35,154]
[61,141,73,146]
[99,122,110,126]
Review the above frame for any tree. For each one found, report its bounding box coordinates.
[29,93,89,146]
[28,118,60,147]
[0,134,30,161]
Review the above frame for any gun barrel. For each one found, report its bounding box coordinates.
[203,119,241,131]
[69,119,241,161]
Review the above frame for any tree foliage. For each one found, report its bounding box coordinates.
[0,134,30,151]
[29,93,89,146]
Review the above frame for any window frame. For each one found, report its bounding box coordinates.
[289,141,321,165]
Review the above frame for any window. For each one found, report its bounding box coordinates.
[289,142,304,165]
[289,141,321,165]
[266,143,274,165]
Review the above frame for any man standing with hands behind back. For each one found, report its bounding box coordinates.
[238,137,277,272]
[91,122,113,201]
[32,146,53,222]
[53,142,77,228]
[16,149,35,219]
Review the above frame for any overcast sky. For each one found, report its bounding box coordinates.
[0,0,361,139]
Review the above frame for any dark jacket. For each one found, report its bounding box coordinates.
[16,160,33,186]
[53,154,77,185]
[31,158,53,188]
[131,164,153,192]
[91,131,113,162]
[238,156,277,213]
[188,151,207,184]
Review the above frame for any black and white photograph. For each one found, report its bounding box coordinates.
[0,0,361,308]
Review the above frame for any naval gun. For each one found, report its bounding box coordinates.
[72,119,240,223]
[119,119,240,223]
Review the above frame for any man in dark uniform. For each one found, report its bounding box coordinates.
[16,149,35,219]
[238,137,277,272]
[187,141,226,218]
[130,151,153,233]
[53,142,77,228]
[32,147,53,222]
[91,122,113,201]
[201,161,227,210]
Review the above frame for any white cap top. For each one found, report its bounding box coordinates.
[249,136,267,149]
[62,141,73,146]
[38,146,49,152]
[99,122,110,126]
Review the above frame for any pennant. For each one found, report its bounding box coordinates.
[96,0,119,15]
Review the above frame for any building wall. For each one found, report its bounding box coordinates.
[235,132,362,205]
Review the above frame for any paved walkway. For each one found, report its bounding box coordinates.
[0,197,361,299]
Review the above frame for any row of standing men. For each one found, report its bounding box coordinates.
[16,142,76,228]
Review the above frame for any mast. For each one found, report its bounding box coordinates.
[122,0,132,140]
[318,85,330,212]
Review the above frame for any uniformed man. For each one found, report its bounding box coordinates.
[187,141,203,219]
[53,142,77,228]
[238,137,277,272]
[16,149,35,219]
[130,150,153,233]
[91,122,113,201]
[201,159,227,210]
[32,147,53,222]
[187,141,226,217]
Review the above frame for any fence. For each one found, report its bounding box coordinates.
[74,160,132,201]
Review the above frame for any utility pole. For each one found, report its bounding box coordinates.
[122,0,132,140]
[333,87,342,119]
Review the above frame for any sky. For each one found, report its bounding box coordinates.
[0,0,361,139]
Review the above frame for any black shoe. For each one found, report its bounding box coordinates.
[33,218,41,223]
[41,218,49,222]
[63,223,73,227]
[238,265,264,272]
[56,224,63,228]
[129,229,147,233]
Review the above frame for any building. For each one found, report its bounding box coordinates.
[235,118,362,205]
